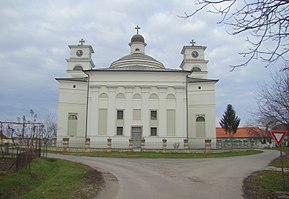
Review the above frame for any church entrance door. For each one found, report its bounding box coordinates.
[131,127,142,152]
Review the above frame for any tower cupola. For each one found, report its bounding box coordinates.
[129,25,146,54]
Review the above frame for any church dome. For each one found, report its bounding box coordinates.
[109,28,165,70]
[110,53,164,69]
[131,34,145,43]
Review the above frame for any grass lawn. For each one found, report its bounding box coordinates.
[0,158,103,199]
[270,147,289,168]
[243,147,289,199]
[56,149,262,158]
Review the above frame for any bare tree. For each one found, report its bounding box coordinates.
[42,110,57,156]
[44,109,57,139]
[182,0,289,70]
[246,122,273,145]
[255,71,289,131]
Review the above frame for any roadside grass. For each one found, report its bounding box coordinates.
[243,147,289,199]
[0,158,103,199]
[55,149,262,158]
[270,147,289,168]
[244,170,289,199]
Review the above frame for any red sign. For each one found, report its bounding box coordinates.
[271,131,287,146]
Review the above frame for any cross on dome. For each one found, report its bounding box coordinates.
[135,25,141,34]
[79,38,85,45]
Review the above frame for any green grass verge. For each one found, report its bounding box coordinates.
[56,150,262,158]
[252,171,289,192]
[270,147,289,168]
[0,158,103,199]
[244,147,289,198]
[244,170,289,198]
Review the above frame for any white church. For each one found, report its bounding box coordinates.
[56,27,218,149]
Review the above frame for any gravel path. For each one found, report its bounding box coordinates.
[49,150,279,199]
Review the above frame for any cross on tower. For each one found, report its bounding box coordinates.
[79,38,85,45]
[190,39,196,46]
[135,25,141,34]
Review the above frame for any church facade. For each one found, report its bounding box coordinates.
[56,28,218,149]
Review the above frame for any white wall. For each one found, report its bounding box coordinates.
[187,81,217,147]
[56,80,88,140]
[86,71,188,140]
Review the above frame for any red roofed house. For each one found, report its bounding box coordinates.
[216,127,272,148]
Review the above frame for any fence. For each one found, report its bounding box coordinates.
[0,144,41,172]
[49,137,256,153]
[15,149,40,171]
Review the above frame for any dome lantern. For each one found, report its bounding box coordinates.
[129,25,146,54]
[109,26,164,70]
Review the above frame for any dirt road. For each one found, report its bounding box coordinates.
[49,150,279,199]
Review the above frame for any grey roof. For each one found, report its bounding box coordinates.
[88,66,185,72]
[55,77,87,82]
[110,53,164,69]
[107,65,166,71]
[188,77,219,83]
[131,34,145,43]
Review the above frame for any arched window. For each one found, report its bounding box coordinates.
[166,94,175,99]
[196,116,205,137]
[68,114,77,120]
[133,93,142,99]
[73,65,83,71]
[99,93,108,98]
[116,93,125,99]
[149,93,159,99]
[196,116,205,122]
[68,113,78,136]
[192,67,201,72]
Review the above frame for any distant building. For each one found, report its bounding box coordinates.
[216,127,271,148]
[56,27,218,149]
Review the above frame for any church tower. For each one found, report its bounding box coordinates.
[179,40,208,79]
[66,39,95,78]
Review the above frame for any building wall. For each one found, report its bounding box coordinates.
[86,71,188,144]
[56,71,217,148]
[187,81,217,147]
[56,80,88,145]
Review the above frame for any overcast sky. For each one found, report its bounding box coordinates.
[0,0,284,126]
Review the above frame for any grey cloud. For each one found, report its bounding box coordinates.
[0,0,277,125]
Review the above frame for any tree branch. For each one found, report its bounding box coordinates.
[181,0,289,70]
